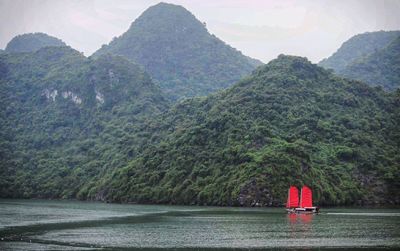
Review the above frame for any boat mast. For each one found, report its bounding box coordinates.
[300,187,303,208]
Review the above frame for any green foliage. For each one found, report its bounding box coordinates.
[341,36,400,90]
[5,32,67,53]
[93,2,262,100]
[0,46,169,199]
[319,30,400,90]
[319,30,400,72]
[94,55,400,206]
[1,46,398,206]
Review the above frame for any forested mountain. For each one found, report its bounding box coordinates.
[340,36,400,90]
[93,2,262,100]
[5,32,67,53]
[319,31,400,72]
[90,55,399,206]
[1,49,398,205]
[0,46,169,198]
[319,30,400,90]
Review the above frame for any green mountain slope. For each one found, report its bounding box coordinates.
[0,46,169,198]
[1,48,398,206]
[319,30,400,72]
[5,32,67,53]
[319,31,400,90]
[93,2,262,100]
[340,36,400,90]
[91,55,399,206]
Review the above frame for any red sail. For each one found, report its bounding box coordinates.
[300,185,313,208]
[286,186,299,208]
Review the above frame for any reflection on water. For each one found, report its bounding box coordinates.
[287,213,314,224]
[0,200,399,251]
[287,213,314,240]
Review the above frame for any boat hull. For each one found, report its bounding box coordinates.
[286,207,319,214]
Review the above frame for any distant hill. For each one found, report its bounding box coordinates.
[319,30,400,90]
[93,2,263,100]
[5,32,67,53]
[340,36,400,90]
[319,31,400,72]
[91,55,399,206]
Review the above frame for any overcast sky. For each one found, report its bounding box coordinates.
[1,0,399,63]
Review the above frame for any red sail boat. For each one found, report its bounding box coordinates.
[286,186,299,210]
[286,185,319,214]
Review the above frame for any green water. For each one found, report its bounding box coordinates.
[0,200,399,250]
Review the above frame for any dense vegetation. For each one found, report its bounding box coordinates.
[341,36,400,90]
[5,32,67,53]
[319,31,400,72]
[319,31,400,90]
[0,46,169,198]
[1,49,399,206]
[1,4,399,207]
[93,2,262,100]
[90,55,399,206]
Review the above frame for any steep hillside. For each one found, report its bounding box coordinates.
[1,48,398,206]
[92,55,399,206]
[5,33,67,53]
[319,30,400,72]
[340,36,400,90]
[93,2,262,99]
[0,46,169,198]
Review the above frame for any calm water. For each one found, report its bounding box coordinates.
[0,200,399,250]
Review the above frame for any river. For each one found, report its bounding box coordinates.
[0,199,399,250]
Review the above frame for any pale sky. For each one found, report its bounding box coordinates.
[0,0,399,63]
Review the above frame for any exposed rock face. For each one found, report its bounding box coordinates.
[43,89,58,101]
[237,178,278,207]
[94,189,108,202]
[353,170,397,205]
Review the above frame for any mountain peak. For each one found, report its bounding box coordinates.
[150,2,187,10]
[125,1,207,39]
[144,2,195,15]
[94,3,262,100]
[268,54,311,67]
[255,54,326,81]
[5,32,67,53]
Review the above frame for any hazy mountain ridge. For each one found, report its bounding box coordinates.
[319,30,400,90]
[5,32,67,53]
[340,36,400,90]
[93,2,263,100]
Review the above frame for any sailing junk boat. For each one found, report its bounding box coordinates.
[286,185,319,214]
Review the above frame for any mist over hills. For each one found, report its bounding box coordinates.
[0,2,399,206]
